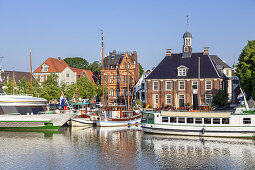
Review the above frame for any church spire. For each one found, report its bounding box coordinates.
[182,16,192,58]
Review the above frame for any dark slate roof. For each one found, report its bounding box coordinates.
[210,55,231,68]
[146,53,223,79]
[183,31,192,38]
[103,51,136,68]
[1,70,35,83]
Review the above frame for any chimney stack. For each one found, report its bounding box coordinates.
[203,47,209,55]
[58,57,61,60]
[166,49,172,56]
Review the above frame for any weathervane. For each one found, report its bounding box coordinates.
[186,15,189,32]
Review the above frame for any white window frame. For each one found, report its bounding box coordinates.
[205,81,212,90]
[66,73,69,78]
[178,68,187,76]
[179,81,185,90]
[166,94,171,105]
[165,81,171,91]
[40,76,44,82]
[205,94,213,105]
[192,81,198,90]
[41,64,49,72]
[153,81,159,91]
[155,94,159,104]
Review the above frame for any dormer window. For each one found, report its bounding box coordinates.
[177,65,188,76]
[41,64,49,72]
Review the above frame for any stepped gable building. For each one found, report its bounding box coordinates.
[33,57,95,85]
[102,50,140,104]
[146,28,232,108]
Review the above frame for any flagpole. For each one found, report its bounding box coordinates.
[30,49,33,96]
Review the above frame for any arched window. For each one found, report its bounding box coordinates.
[109,88,114,96]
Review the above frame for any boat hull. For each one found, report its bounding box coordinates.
[142,123,255,137]
[97,115,142,127]
[0,112,74,131]
[71,118,94,127]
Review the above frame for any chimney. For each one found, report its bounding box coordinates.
[203,47,209,55]
[166,49,172,56]
[58,57,61,60]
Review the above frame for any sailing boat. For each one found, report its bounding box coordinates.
[96,31,142,127]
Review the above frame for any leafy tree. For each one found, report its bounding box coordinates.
[212,90,229,108]
[96,84,108,98]
[236,40,255,99]
[3,77,16,95]
[140,65,144,78]
[88,61,101,73]
[77,77,97,100]
[64,57,89,69]
[39,73,61,102]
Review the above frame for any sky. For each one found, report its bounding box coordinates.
[0,0,254,72]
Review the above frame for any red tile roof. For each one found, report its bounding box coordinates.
[33,57,69,73]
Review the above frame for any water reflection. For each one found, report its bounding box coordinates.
[142,134,255,169]
[1,127,255,169]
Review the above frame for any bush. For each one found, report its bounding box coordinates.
[212,90,229,108]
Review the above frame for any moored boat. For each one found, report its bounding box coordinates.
[141,108,255,137]
[96,105,142,127]
[0,95,75,131]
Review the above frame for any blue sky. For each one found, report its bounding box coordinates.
[0,0,254,72]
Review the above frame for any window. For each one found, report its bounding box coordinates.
[222,118,229,124]
[117,76,120,83]
[141,92,145,101]
[206,81,212,90]
[243,118,251,124]
[179,81,185,90]
[205,94,213,105]
[178,68,187,76]
[179,95,185,107]
[195,118,202,124]
[109,88,114,96]
[66,73,69,78]
[124,63,127,68]
[162,117,168,122]
[40,76,44,82]
[166,95,171,105]
[192,81,198,90]
[128,63,130,68]
[41,64,48,72]
[170,117,177,123]
[204,118,211,124]
[213,118,220,124]
[110,76,114,84]
[141,83,145,89]
[165,81,171,90]
[155,94,159,104]
[187,118,194,124]
[104,76,108,84]
[153,81,159,91]
[178,117,185,123]
[116,89,120,97]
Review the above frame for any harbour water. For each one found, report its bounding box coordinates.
[1,126,255,169]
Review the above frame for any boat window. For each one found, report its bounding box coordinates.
[213,118,221,124]
[1,106,19,114]
[178,117,185,123]
[16,106,32,115]
[149,114,154,121]
[162,117,169,122]
[195,118,202,124]
[243,118,251,124]
[141,114,147,123]
[170,117,177,123]
[222,118,229,124]
[187,118,194,124]
[204,118,211,124]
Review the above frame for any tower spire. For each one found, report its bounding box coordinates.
[186,15,189,32]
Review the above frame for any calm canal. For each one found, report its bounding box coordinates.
[0,126,255,169]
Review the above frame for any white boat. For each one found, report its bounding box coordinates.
[0,95,75,131]
[96,105,142,127]
[141,108,255,137]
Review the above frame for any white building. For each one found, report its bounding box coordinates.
[135,70,151,104]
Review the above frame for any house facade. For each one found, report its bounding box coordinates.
[146,29,231,109]
[102,51,140,105]
[33,57,95,85]
[135,70,151,104]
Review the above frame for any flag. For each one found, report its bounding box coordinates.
[60,92,65,108]
[145,102,150,109]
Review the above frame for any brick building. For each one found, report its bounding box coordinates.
[146,29,231,109]
[102,50,140,105]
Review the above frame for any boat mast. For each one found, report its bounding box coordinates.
[127,56,130,110]
[30,49,33,96]
[101,30,105,108]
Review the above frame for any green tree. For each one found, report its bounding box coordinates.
[88,61,101,73]
[39,73,61,102]
[3,77,16,95]
[140,65,144,78]
[64,57,89,69]
[212,90,229,108]
[236,40,255,99]
[77,77,97,100]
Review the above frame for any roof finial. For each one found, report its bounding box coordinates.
[186,15,189,32]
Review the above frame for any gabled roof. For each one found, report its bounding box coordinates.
[103,51,137,68]
[33,58,69,73]
[70,67,95,84]
[210,55,231,68]
[1,70,35,82]
[146,53,223,79]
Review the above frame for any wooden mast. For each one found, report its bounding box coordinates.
[30,49,33,96]
[12,71,15,95]
[101,30,105,108]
